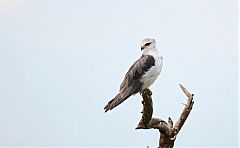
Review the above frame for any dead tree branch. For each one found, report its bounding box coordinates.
[136,84,194,148]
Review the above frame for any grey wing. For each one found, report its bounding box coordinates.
[104,55,155,112]
[119,54,155,98]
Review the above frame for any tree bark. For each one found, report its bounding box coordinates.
[136,84,194,148]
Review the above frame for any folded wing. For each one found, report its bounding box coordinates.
[104,55,155,112]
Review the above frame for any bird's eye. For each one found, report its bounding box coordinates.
[145,42,151,46]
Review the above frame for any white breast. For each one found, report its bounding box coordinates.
[140,49,163,91]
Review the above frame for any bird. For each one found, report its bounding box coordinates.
[104,38,163,112]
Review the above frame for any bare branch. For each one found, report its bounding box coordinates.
[139,88,153,128]
[172,84,194,137]
[136,84,194,148]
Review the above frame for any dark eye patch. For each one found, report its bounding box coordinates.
[145,42,151,46]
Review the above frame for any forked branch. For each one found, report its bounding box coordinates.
[136,84,194,148]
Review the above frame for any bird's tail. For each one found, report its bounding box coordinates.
[104,93,127,112]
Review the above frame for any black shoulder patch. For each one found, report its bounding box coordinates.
[142,55,155,74]
[132,55,155,79]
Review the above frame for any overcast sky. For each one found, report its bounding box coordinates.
[0,0,238,147]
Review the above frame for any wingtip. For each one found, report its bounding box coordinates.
[104,109,108,113]
[104,105,109,113]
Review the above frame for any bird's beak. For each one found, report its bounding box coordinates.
[141,46,144,50]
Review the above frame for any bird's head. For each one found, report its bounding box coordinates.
[140,38,156,53]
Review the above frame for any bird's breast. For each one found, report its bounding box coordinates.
[142,54,163,78]
[140,54,163,90]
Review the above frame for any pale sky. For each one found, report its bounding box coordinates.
[0,0,238,147]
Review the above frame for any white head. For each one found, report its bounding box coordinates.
[140,38,156,54]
